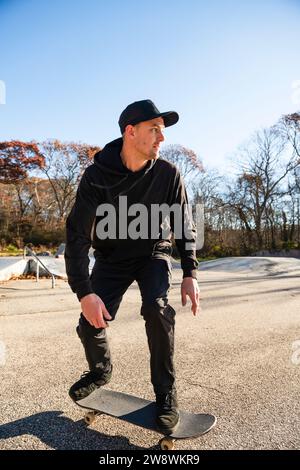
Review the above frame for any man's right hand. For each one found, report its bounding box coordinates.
[80,293,112,329]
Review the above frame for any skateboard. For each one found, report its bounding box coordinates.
[76,388,217,450]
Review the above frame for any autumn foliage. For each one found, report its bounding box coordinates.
[0,141,45,182]
[0,139,99,248]
[0,112,299,255]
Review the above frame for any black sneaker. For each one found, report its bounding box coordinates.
[156,389,180,435]
[69,366,112,402]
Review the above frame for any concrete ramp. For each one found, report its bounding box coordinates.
[0,257,28,281]
[28,256,95,278]
[199,256,300,276]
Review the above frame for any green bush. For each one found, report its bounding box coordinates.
[6,244,20,253]
[211,245,223,257]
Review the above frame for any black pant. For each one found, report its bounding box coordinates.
[76,254,176,394]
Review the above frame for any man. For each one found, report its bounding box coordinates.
[65,99,199,435]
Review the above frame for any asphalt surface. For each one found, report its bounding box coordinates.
[0,257,299,450]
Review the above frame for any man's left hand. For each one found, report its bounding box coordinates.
[181,277,200,316]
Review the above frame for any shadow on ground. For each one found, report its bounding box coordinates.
[0,411,159,450]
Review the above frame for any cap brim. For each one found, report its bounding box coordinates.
[159,111,179,128]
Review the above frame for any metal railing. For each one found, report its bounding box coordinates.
[23,245,56,288]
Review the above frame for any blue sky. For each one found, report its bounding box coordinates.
[1,0,300,172]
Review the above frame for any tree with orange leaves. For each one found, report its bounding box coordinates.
[0,141,45,182]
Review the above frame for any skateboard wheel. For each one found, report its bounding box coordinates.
[84,411,98,425]
[159,437,175,450]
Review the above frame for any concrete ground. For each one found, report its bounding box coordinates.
[0,257,299,450]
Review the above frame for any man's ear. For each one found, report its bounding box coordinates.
[124,124,136,139]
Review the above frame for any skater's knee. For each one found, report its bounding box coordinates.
[141,300,175,325]
[141,298,164,314]
[77,314,106,339]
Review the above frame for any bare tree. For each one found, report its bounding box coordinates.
[38,140,100,222]
[160,144,204,191]
[225,126,300,250]
[278,112,300,159]
[192,169,224,232]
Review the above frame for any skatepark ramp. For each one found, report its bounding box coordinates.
[23,246,57,288]
[0,257,28,281]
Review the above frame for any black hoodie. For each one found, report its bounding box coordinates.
[65,138,198,300]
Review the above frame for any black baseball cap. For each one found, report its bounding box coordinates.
[118,99,179,134]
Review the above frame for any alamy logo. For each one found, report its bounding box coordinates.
[0,80,6,105]
[95,196,204,249]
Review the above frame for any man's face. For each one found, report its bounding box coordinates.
[131,117,165,160]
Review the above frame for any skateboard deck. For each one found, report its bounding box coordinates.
[76,388,217,449]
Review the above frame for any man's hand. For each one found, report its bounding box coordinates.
[181,277,200,316]
[80,293,112,328]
